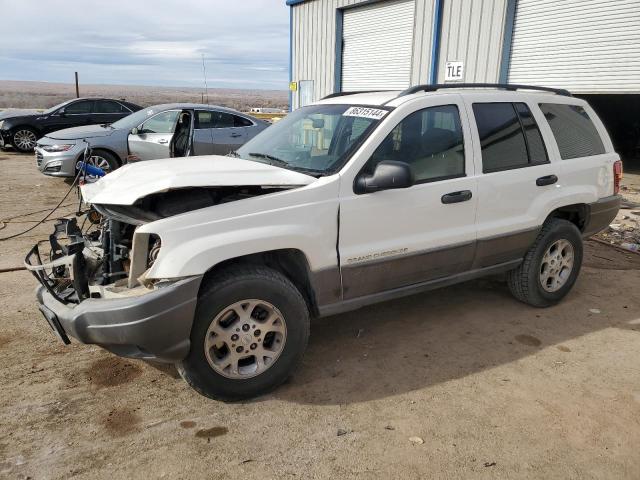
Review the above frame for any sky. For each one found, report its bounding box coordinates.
[0,0,290,90]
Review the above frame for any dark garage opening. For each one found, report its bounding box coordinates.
[578,94,640,172]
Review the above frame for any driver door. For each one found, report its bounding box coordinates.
[338,97,478,300]
[128,109,180,160]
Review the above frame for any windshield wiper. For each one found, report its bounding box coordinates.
[247,152,288,167]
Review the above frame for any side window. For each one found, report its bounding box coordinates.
[473,103,529,172]
[234,116,253,127]
[195,110,215,129]
[539,103,606,159]
[94,100,127,114]
[366,105,465,183]
[140,110,179,134]
[210,112,235,128]
[64,100,93,114]
[514,103,548,164]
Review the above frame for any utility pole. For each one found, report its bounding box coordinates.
[74,72,80,98]
[201,54,209,104]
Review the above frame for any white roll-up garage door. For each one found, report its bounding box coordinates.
[508,0,640,93]
[341,0,415,91]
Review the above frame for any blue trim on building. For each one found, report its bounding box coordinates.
[428,0,444,84]
[499,0,518,83]
[286,0,308,5]
[333,9,344,94]
[288,6,293,111]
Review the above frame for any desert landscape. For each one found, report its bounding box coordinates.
[0,80,289,112]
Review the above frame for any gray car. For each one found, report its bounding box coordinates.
[35,103,269,177]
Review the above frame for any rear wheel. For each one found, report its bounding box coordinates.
[507,218,583,307]
[178,265,310,401]
[12,127,38,152]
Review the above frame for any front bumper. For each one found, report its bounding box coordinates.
[35,276,202,362]
[35,144,82,177]
[0,129,11,148]
[583,194,622,237]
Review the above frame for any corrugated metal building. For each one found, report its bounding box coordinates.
[287,0,640,158]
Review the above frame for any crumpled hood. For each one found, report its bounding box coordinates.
[46,124,114,140]
[81,155,316,205]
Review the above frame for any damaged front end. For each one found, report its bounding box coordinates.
[24,183,298,361]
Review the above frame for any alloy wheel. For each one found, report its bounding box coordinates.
[13,129,37,151]
[539,239,574,292]
[204,299,287,379]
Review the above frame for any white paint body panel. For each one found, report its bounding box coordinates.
[80,156,316,205]
[83,90,618,291]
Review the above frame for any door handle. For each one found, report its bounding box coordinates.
[536,174,558,186]
[230,133,242,138]
[441,190,473,204]
[158,139,169,144]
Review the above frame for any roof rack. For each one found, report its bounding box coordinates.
[398,83,572,97]
[321,90,387,100]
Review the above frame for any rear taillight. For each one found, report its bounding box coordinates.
[613,160,623,195]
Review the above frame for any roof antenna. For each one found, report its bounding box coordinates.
[201,53,209,105]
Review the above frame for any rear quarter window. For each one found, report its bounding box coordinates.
[539,103,606,159]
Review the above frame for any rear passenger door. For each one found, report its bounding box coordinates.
[193,110,216,155]
[466,97,557,268]
[210,112,247,155]
[339,98,478,300]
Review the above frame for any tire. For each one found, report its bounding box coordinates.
[80,149,120,175]
[12,127,39,153]
[178,264,310,401]
[507,218,583,307]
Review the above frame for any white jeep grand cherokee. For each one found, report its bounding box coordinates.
[27,84,622,400]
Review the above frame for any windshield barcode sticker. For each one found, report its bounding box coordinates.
[343,107,388,120]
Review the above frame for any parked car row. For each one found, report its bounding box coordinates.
[34,104,268,176]
[0,97,270,177]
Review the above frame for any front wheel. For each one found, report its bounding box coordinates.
[178,265,310,401]
[507,218,583,307]
[12,127,39,152]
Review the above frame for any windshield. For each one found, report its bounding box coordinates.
[111,106,166,130]
[235,104,386,176]
[43,99,75,115]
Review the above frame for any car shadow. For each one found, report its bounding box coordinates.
[270,241,640,405]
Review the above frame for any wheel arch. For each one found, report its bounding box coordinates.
[200,248,321,317]
[81,147,123,167]
[545,203,589,232]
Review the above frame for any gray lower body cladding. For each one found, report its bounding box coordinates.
[36,276,202,362]
[582,195,621,237]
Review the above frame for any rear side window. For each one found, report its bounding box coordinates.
[367,104,465,183]
[539,103,606,159]
[195,110,215,129]
[64,100,93,114]
[234,116,253,127]
[94,100,128,114]
[473,102,548,173]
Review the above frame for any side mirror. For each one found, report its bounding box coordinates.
[130,127,139,135]
[354,160,414,194]
[58,108,66,117]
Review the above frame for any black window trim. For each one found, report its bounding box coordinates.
[473,101,550,174]
[354,103,467,191]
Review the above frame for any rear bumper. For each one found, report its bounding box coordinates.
[583,195,622,237]
[35,276,202,362]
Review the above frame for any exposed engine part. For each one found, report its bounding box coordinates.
[148,236,161,267]
[93,186,288,226]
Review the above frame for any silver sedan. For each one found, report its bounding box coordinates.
[35,103,269,177]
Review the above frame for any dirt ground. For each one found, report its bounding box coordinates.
[1,149,640,480]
